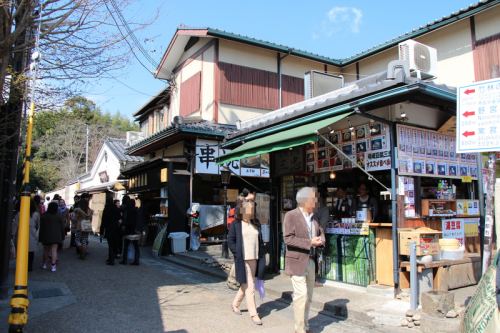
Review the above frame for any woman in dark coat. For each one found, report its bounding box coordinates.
[119,199,140,266]
[100,196,122,265]
[39,202,65,272]
[227,200,266,325]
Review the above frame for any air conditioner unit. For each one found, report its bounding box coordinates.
[398,40,438,80]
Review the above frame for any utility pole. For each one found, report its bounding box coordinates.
[482,65,499,274]
[86,123,89,173]
[8,3,43,331]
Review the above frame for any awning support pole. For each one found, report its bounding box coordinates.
[315,131,390,191]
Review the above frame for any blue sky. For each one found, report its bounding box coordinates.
[88,0,477,120]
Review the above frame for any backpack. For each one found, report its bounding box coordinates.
[227,207,236,228]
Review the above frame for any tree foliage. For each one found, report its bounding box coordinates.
[25,96,138,191]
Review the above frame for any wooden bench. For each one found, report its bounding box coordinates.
[400,254,481,290]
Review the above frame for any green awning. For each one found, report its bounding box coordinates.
[216,112,353,165]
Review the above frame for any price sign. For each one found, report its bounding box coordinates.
[461,176,472,183]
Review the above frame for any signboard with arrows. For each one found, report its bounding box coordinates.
[457,78,500,153]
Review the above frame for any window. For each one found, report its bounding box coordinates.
[141,119,149,137]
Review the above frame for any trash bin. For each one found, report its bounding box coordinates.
[168,232,189,253]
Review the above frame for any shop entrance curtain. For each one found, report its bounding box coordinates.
[216,112,353,165]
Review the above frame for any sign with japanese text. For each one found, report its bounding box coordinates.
[396,124,477,179]
[195,139,269,178]
[305,122,390,174]
[365,150,391,171]
[273,146,304,177]
[442,218,466,248]
[457,78,500,153]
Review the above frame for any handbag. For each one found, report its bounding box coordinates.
[77,219,92,233]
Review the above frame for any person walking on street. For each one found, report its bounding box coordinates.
[58,199,70,251]
[100,196,122,265]
[33,195,43,217]
[283,187,325,333]
[228,199,266,326]
[67,195,80,250]
[12,198,40,271]
[120,199,140,265]
[73,193,93,259]
[39,202,65,272]
[116,195,129,258]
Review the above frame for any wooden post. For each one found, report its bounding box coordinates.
[482,65,499,273]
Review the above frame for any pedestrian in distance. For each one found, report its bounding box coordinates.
[39,202,65,272]
[100,196,122,265]
[227,194,244,291]
[12,198,40,272]
[67,195,80,250]
[228,199,266,326]
[58,198,70,251]
[73,193,93,259]
[283,187,325,333]
[44,196,50,210]
[120,198,140,266]
[116,195,130,258]
[33,195,43,217]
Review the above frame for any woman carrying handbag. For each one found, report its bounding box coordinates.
[73,194,93,260]
[227,199,266,326]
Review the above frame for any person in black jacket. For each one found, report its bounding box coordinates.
[100,196,122,265]
[227,200,266,325]
[119,199,140,265]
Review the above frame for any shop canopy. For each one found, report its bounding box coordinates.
[216,112,353,165]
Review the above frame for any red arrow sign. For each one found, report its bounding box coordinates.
[462,111,475,117]
[464,89,475,95]
[462,131,475,138]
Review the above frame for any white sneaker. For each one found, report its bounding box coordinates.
[41,262,47,269]
[51,264,57,272]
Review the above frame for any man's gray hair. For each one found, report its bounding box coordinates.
[296,187,318,203]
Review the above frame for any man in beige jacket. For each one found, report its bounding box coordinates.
[284,187,325,333]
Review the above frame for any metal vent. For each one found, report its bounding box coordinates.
[399,44,410,63]
[413,44,431,72]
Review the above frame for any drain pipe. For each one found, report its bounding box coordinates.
[278,49,292,108]
[354,108,400,288]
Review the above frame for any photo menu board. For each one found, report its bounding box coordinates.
[397,125,478,179]
[305,122,390,174]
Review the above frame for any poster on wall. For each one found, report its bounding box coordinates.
[442,218,466,248]
[396,125,478,179]
[365,150,391,171]
[273,146,304,177]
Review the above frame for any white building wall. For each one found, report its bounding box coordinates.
[79,145,121,189]
[176,37,213,67]
[219,39,277,72]
[202,45,215,122]
[474,4,500,40]
[218,103,270,125]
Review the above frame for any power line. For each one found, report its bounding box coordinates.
[106,0,173,78]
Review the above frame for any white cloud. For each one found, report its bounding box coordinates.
[323,7,363,34]
[312,33,319,41]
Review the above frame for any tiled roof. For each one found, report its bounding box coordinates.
[179,0,498,67]
[104,138,144,162]
[124,120,237,154]
[340,0,499,64]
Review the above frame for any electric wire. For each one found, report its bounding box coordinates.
[108,0,173,78]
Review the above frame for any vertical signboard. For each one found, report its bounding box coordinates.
[457,78,500,153]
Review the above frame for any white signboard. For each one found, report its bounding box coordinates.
[441,218,466,249]
[364,150,391,171]
[457,78,500,153]
[195,139,220,174]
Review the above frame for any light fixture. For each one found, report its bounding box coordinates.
[289,147,293,150]
[328,125,334,134]
[369,118,375,123]
[400,104,406,118]
[220,167,231,185]
[348,119,354,131]
[330,171,336,179]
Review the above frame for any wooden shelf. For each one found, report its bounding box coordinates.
[421,199,457,217]
[368,223,392,227]
[456,215,480,218]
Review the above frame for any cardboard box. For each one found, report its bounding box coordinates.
[398,228,442,256]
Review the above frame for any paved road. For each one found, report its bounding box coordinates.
[12,236,402,332]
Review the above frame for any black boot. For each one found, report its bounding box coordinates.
[28,252,34,272]
[130,251,140,266]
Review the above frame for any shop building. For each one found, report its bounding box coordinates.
[217,63,485,293]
